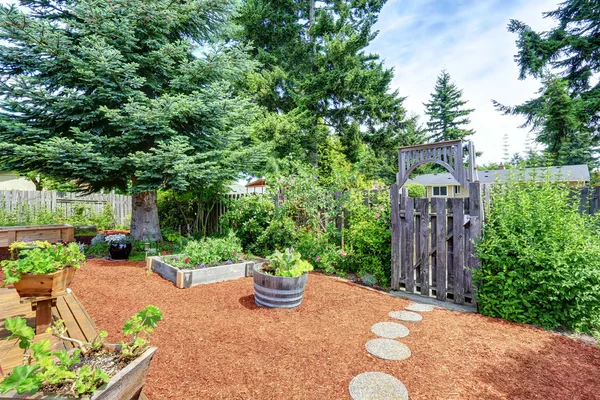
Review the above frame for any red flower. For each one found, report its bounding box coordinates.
[232,252,237,255]
[185,257,190,263]
[162,250,167,255]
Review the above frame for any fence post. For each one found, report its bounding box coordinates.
[468,182,482,303]
[390,184,400,290]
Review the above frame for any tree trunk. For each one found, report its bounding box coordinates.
[130,191,163,241]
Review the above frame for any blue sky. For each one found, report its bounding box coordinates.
[368,0,560,164]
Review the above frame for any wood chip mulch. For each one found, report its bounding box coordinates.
[70,260,600,400]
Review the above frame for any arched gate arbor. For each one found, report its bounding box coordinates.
[390,140,483,305]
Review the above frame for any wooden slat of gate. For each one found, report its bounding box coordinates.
[417,198,430,296]
[452,198,465,304]
[434,197,447,301]
[404,197,415,292]
[399,196,406,283]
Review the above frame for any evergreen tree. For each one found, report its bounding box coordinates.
[424,70,475,142]
[0,0,260,240]
[496,0,600,167]
[495,77,598,169]
[236,0,407,172]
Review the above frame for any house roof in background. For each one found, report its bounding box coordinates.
[406,165,591,187]
[246,179,266,188]
[228,183,246,194]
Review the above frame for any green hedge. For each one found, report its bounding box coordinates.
[475,178,600,336]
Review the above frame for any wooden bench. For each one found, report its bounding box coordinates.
[0,287,96,374]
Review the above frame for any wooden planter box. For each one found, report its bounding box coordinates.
[149,256,256,288]
[0,225,74,248]
[13,268,77,298]
[253,265,309,308]
[0,346,157,400]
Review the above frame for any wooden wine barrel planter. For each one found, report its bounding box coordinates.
[253,265,309,308]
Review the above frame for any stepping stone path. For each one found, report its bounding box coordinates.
[404,303,435,312]
[350,302,434,399]
[371,322,410,339]
[365,338,412,361]
[349,372,409,400]
[388,310,423,322]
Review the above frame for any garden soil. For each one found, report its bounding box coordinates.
[70,261,600,400]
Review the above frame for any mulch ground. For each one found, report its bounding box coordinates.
[70,260,600,400]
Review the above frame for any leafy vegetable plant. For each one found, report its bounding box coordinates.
[0,306,162,398]
[164,233,242,269]
[1,242,85,285]
[263,248,313,278]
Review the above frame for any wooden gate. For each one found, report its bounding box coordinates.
[390,182,483,305]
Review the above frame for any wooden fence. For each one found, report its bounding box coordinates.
[0,190,132,226]
[390,182,483,305]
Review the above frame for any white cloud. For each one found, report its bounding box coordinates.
[368,0,560,164]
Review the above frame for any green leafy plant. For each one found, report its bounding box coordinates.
[120,305,163,360]
[263,248,314,278]
[8,241,53,259]
[220,194,275,254]
[0,306,162,397]
[405,183,426,198]
[344,190,391,286]
[475,175,600,336]
[1,242,85,285]
[164,233,243,269]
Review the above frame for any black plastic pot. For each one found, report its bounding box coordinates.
[109,243,132,260]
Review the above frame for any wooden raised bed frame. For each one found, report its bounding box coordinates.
[0,225,74,248]
[0,347,157,400]
[148,256,257,288]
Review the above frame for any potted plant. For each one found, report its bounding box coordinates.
[253,248,313,308]
[1,242,85,298]
[105,234,132,261]
[0,305,162,399]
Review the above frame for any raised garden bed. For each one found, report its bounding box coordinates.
[148,256,259,288]
[0,225,74,248]
[0,347,157,400]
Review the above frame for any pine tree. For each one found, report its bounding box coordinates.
[495,77,598,169]
[236,0,407,173]
[0,0,260,240]
[495,0,600,167]
[424,70,475,143]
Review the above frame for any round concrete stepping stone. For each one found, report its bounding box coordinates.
[404,303,434,312]
[365,338,411,361]
[349,372,409,400]
[371,322,410,339]
[389,310,423,322]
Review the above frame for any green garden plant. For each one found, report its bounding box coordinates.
[475,176,600,336]
[163,233,243,269]
[343,190,391,286]
[263,248,313,278]
[0,306,162,398]
[405,183,426,198]
[1,242,85,285]
[220,194,275,254]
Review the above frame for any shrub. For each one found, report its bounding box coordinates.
[475,177,600,335]
[220,194,274,254]
[344,191,391,286]
[255,217,298,256]
[405,183,426,198]
[296,226,346,274]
